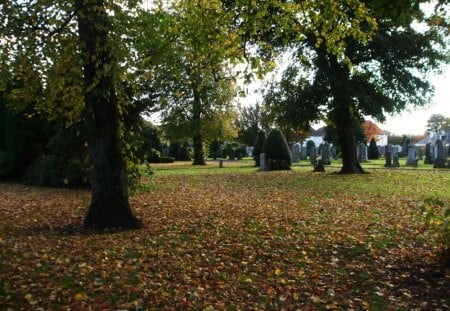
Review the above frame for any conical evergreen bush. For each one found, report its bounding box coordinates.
[262,129,291,170]
[368,138,380,160]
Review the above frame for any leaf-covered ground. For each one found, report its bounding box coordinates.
[1,168,449,310]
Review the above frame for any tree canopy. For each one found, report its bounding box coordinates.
[263,0,449,173]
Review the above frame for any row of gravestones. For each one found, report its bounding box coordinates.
[291,143,336,165]
[384,140,449,168]
[290,140,449,168]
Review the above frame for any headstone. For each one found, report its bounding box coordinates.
[259,153,267,171]
[392,154,400,167]
[417,147,423,161]
[300,145,308,160]
[406,143,418,167]
[424,143,433,164]
[246,146,254,157]
[379,146,386,157]
[310,147,317,165]
[219,159,224,168]
[357,143,368,163]
[291,143,301,163]
[433,139,446,168]
[320,143,331,165]
[385,150,392,167]
[331,147,337,159]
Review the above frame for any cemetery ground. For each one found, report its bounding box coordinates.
[1,162,449,310]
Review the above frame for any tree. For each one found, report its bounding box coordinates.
[136,1,241,165]
[427,114,449,134]
[235,104,265,146]
[75,0,143,229]
[263,0,448,173]
[1,1,143,229]
[362,120,382,143]
[262,129,292,170]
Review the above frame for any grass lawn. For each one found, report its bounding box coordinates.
[1,163,449,310]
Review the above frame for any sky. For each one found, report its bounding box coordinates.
[378,66,449,135]
[240,64,450,136]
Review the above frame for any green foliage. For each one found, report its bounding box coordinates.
[208,140,222,159]
[262,129,292,167]
[235,104,266,146]
[421,197,450,254]
[368,138,380,160]
[253,130,266,166]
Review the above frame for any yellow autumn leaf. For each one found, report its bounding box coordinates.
[311,295,322,304]
[24,293,32,301]
[75,293,88,301]
[275,268,282,276]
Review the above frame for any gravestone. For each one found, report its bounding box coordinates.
[424,143,433,164]
[417,147,423,161]
[300,145,308,160]
[385,150,392,167]
[291,143,301,163]
[357,143,368,163]
[393,154,400,167]
[320,143,331,165]
[406,143,418,167]
[310,147,317,165]
[259,153,267,171]
[433,139,446,168]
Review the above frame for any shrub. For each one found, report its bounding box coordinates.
[168,142,180,159]
[158,157,175,163]
[253,130,266,166]
[24,155,89,188]
[368,138,380,160]
[234,147,247,159]
[262,129,291,170]
[147,148,161,163]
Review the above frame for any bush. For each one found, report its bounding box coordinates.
[253,130,266,166]
[262,129,291,170]
[24,155,89,188]
[168,142,180,159]
[368,138,380,160]
[234,147,247,159]
[158,157,175,163]
[147,148,161,163]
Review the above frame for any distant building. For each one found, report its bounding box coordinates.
[416,131,450,147]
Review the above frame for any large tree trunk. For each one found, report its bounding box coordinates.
[192,89,206,165]
[76,0,142,230]
[328,55,365,174]
[193,133,206,165]
[337,119,365,174]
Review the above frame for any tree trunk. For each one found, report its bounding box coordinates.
[192,88,206,165]
[327,55,365,174]
[337,121,365,174]
[193,133,206,165]
[76,0,142,230]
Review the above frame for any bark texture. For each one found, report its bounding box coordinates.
[76,0,142,229]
